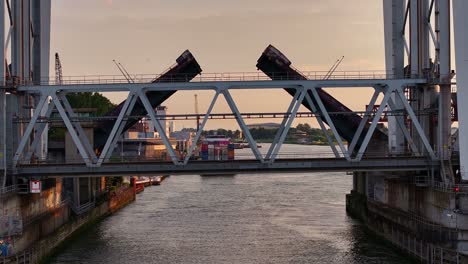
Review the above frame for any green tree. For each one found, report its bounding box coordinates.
[296,123,311,133]
[66,92,115,116]
[49,92,116,141]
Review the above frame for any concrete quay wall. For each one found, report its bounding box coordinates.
[1,186,135,264]
[347,172,468,263]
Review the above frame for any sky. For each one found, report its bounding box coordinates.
[51,0,386,130]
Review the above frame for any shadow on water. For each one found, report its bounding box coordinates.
[346,223,417,264]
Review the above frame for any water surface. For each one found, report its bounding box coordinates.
[49,145,414,264]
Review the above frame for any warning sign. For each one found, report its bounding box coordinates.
[30,180,41,193]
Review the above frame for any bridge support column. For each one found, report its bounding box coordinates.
[384,0,406,155]
[437,0,452,162]
[453,0,468,180]
[0,0,6,188]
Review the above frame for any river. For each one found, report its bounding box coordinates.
[49,144,414,264]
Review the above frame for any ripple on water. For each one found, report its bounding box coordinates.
[49,145,415,264]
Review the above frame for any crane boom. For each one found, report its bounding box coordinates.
[55,53,63,85]
[324,56,344,80]
[113,59,134,83]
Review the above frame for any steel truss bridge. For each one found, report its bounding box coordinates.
[16,157,437,178]
[11,76,443,178]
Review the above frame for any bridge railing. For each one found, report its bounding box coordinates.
[15,70,395,86]
[0,185,16,198]
[15,151,429,167]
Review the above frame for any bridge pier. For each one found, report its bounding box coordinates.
[347,169,468,261]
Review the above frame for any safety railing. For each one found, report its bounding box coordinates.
[15,151,430,167]
[0,185,16,198]
[430,181,468,194]
[0,250,32,264]
[12,109,437,125]
[70,200,95,216]
[387,223,461,263]
[369,200,462,263]
[14,70,398,86]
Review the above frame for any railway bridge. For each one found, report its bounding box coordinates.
[9,74,437,179]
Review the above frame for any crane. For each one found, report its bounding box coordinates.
[113,60,134,83]
[323,56,344,80]
[55,53,63,85]
[194,94,200,131]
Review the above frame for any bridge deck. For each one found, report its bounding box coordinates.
[16,157,437,178]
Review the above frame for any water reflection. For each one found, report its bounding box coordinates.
[49,145,414,264]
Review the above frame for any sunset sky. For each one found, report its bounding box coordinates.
[51,0,386,129]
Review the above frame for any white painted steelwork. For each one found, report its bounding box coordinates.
[437,0,452,161]
[384,0,406,155]
[15,157,440,179]
[0,0,6,188]
[12,78,433,169]
[453,0,468,180]
[15,70,396,86]
[0,0,460,186]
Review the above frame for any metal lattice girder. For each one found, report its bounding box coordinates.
[138,90,180,165]
[97,92,138,166]
[51,93,94,166]
[17,79,429,93]
[269,89,307,163]
[104,95,139,162]
[58,93,98,163]
[309,87,351,161]
[13,95,48,166]
[266,89,302,160]
[303,92,340,158]
[353,87,393,161]
[184,91,220,165]
[222,89,264,163]
[24,98,55,161]
[347,89,381,155]
[11,78,431,168]
[395,87,437,160]
[386,96,419,155]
